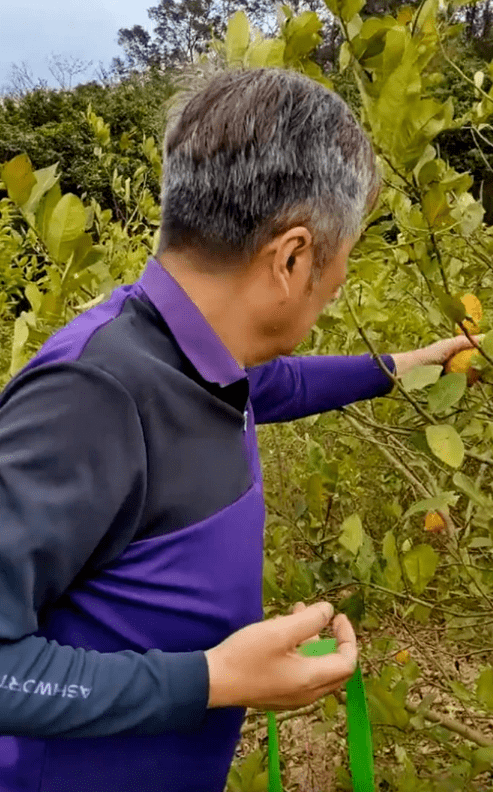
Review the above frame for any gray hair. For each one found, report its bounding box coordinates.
[158,66,381,283]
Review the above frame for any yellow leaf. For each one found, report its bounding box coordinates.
[225,11,250,64]
[424,511,447,533]
[395,649,410,664]
[1,154,36,206]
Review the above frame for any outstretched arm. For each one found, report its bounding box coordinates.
[245,334,483,425]
[245,353,396,425]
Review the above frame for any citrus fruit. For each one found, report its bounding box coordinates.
[455,294,482,335]
[444,348,481,386]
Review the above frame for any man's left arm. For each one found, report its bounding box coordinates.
[245,335,483,425]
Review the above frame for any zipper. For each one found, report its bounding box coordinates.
[243,408,248,432]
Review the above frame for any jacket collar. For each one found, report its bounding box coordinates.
[138,258,248,388]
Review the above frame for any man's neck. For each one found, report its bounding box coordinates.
[158,254,249,370]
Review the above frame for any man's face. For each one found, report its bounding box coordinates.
[259,236,353,362]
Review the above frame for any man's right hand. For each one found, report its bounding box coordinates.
[205,602,357,711]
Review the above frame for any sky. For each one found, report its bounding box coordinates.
[0,0,153,92]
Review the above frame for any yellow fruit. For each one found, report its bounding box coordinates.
[444,348,481,386]
[395,649,411,665]
[424,511,447,533]
[455,294,482,335]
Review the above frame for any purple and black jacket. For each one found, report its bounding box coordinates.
[0,258,395,791]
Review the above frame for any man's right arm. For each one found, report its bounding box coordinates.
[0,634,209,738]
[0,362,209,738]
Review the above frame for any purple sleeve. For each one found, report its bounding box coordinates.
[245,353,396,424]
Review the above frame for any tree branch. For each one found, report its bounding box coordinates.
[241,695,493,748]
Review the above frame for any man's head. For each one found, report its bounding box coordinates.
[157,66,381,369]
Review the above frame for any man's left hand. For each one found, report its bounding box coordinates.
[391,334,485,378]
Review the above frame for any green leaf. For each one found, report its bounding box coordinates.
[427,372,467,412]
[382,26,406,75]
[479,328,493,365]
[412,0,439,35]
[412,603,431,623]
[283,11,323,60]
[263,557,281,600]
[251,770,268,791]
[301,59,334,90]
[403,544,438,594]
[324,0,365,23]
[471,746,493,777]
[425,424,465,468]
[453,472,492,509]
[226,766,242,792]
[382,530,403,590]
[1,154,36,206]
[246,39,285,68]
[476,667,493,710]
[24,284,42,315]
[417,158,445,186]
[320,460,338,492]
[305,473,324,519]
[408,430,432,455]
[430,285,467,324]
[339,41,352,72]
[338,591,365,624]
[224,11,250,64]
[449,680,474,705]
[36,182,62,241]
[340,0,366,22]
[468,536,492,548]
[324,694,338,717]
[450,195,485,236]
[366,679,410,728]
[339,514,363,555]
[235,749,265,788]
[9,317,30,377]
[401,364,442,391]
[45,193,87,263]
[403,492,458,518]
[355,532,375,582]
[422,183,450,226]
[23,163,59,216]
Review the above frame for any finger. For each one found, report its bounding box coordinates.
[275,602,334,651]
[291,603,318,645]
[440,336,483,366]
[458,334,485,348]
[332,613,358,665]
[308,614,358,687]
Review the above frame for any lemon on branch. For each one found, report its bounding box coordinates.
[455,294,482,335]
[444,348,481,386]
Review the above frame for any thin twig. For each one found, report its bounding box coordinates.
[241,695,493,747]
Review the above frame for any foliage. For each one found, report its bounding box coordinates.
[201,4,493,790]
[1,1,493,790]
[0,113,162,383]
[0,71,176,209]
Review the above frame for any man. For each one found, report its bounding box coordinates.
[0,66,478,792]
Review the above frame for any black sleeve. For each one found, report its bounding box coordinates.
[0,362,209,738]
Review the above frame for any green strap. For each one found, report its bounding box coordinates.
[267,638,374,792]
[267,711,283,792]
